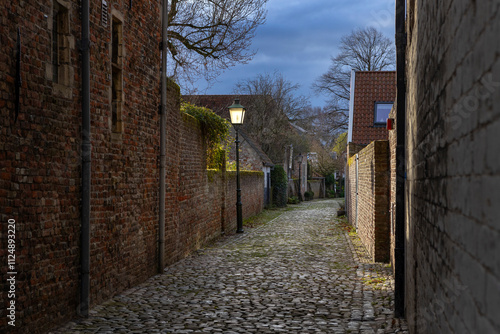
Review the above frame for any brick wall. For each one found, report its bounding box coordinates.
[346,141,390,262]
[0,1,265,332]
[405,1,500,333]
[0,0,83,331]
[346,142,365,226]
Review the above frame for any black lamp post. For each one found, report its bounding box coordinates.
[297,153,304,201]
[228,99,246,233]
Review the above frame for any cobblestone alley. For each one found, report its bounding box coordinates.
[52,199,408,334]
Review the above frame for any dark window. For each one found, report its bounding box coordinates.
[52,2,60,82]
[111,16,123,133]
[52,1,69,85]
[374,102,393,126]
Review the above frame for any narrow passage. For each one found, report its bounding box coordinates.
[53,199,408,333]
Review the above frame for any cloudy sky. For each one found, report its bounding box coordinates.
[193,0,395,107]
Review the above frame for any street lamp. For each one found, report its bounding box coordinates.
[228,98,246,233]
[297,154,304,202]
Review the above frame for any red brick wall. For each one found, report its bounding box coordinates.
[351,71,396,145]
[1,0,88,331]
[346,141,390,262]
[0,1,265,333]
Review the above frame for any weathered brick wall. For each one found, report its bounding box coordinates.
[346,142,365,227]
[0,0,86,331]
[405,1,500,333]
[225,171,265,232]
[346,141,390,262]
[0,1,265,333]
[88,0,161,310]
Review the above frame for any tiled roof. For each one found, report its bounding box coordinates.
[351,71,396,145]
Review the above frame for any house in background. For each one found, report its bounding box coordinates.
[345,71,396,262]
[347,71,396,145]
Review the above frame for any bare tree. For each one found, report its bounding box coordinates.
[235,71,310,162]
[313,27,395,130]
[167,0,267,84]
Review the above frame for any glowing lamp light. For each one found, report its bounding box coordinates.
[228,99,246,125]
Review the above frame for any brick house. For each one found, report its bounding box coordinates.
[345,71,396,262]
[0,1,265,333]
[347,71,396,145]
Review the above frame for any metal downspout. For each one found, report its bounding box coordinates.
[80,0,91,318]
[394,0,407,318]
[159,0,168,273]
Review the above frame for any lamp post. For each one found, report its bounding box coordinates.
[229,98,246,233]
[297,154,303,202]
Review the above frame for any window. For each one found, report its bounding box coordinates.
[51,0,69,85]
[374,102,393,126]
[111,16,123,133]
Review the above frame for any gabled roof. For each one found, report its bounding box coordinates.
[348,71,396,145]
[239,129,274,167]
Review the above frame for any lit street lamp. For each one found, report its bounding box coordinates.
[228,98,246,233]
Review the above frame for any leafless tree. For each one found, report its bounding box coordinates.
[313,27,395,130]
[167,0,267,85]
[235,71,310,162]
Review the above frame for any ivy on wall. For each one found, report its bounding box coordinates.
[181,102,231,169]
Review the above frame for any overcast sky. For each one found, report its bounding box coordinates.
[192,0,395,108]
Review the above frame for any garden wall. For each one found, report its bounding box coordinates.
[346,141,390,262]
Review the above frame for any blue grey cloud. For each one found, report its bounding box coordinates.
[192,0,395,107]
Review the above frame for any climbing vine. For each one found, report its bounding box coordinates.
[181,102,231,169]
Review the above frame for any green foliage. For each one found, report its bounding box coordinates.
[325,173,335,188]
[333,132,348,157]
[181,102,231,169]
[288,196,300,204]
[304,191,314,201]
[271,166,288,207]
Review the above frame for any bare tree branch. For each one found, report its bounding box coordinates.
[312,27,395,133]
[167,0,267,85]
[235,71,310,163]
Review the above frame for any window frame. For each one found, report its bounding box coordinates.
[110,13,124,134]
[373,101,393,127]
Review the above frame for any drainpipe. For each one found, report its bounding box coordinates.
[394,0,407,318]
[159,0,168,273]
[80,0,91,318]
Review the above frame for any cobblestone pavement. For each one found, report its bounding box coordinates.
[52,199,408,334]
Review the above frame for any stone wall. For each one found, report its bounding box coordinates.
[346,141,390,262]
[0,1,265,332]
[405,1,500,333]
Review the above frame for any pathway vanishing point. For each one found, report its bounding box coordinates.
[51,199,408,334]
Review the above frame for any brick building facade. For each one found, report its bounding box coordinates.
[402,1,500,332]
[346,71,395,263]
[347,141,390,262]
[0,1,265,333]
